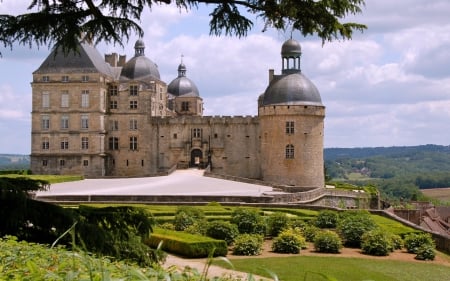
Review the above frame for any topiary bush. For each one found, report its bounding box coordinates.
[230,208,265,235]
[313,230,342,253]
[267,212,290,237]
[390,234,404,250]
[315,210,338,229]
[299,224,320,242]
[184,220,207,236]
[173,206,204,231]
[232,234,264,256]
[415,244,436,261]
[361,229,393,256]
[404,232,435,254]
[337,211,377,247]
[272,228,306,254]
[206,220,239,245]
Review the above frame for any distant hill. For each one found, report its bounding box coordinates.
[0,154,30,170]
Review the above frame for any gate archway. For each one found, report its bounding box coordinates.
[190,149,203,167]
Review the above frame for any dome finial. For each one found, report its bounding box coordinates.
[178,54,187,77]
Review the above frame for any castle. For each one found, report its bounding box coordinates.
[30,38,325,190]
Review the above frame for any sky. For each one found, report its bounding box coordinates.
[1,0,450,154]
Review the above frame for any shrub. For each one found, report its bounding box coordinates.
[159,222,175,230]
[173,206,205,231]
[404,233,435,254]
[361,229,393,256]
[313,230,342,253]
[415,244,436,261]
[184,220,208,236]
[230,208,265,235]
[337,211,377,247]
[267,212,290,237]
[272,228,306,254]
[315,210,338,228]
[299,224,320,242]
[390,234,404,250]
[232,234,263,256]
[206,221,239,245]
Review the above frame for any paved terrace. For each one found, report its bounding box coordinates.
[36,169,274,198]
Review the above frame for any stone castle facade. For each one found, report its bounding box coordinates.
[30,38,325,190]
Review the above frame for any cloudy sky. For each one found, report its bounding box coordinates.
[1,0,450,154]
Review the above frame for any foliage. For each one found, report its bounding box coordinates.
[266,211,290,237]
[184,220,208,236]
[337,211,377,247]
[404,233,435,254]
[361,229,393,256]
[230,208,265,235]
[1,174,83,184]
[0,0,366,56]
[299,223,320,242]
[315,210,339,228]
[206,220,239,245]
[313,230,342,253]
[414,244,436,261]
[390,234,404,250]
[232,234,263,256]
[173,206,204,231]
[271,228,306,254]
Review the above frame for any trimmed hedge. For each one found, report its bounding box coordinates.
[145,228,227,258]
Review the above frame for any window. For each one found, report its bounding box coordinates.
[81,115,89,129]
[109,85,118,96]
[110,120,119,131]
[181,101,190,111]
[286,121,294,134]
[42,160,48,166]
[42,137,49,150]
[62,75,69,82]
[81,90,89,107]
[130,100,137,109]
[60,159,65,166]
[82,75,89,82]
[42,76,49,82]
[129,136,138,150]
[81,137,89,149]
[61,115,69,129]
[129,119,138,130]
[60,138,69,150]
[42,115,50,130]
[193,128,202,138]
[285,144,294,159]
[42,92,49,108]
[61,91,69,107]
[83,160,89,166]
[130,85,138,96]
[110,100,118,109]
[108,137,119,150]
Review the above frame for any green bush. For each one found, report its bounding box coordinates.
[415,244,436,261]
[404,233,435,254]
[337,211,377,247]
[299,224,320,242]
[315,210,338,228]
[361,229,393,256]
[232,234,264,256]
[267,212,290,237]
[272,228,306,254]
[313,230,342,253]
[230,208,265,235]
[206,220,239,245]
[159,222,175,230]
[390,233,404,250]
[173,206,205,231]
[184,220,208,236]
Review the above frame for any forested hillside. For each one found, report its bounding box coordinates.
[0,154,29,171]
[324,144,450,203]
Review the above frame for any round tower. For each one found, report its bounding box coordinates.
[258,39,325,190]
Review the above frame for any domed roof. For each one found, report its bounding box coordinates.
[120,39,160,80]
[167,62,199,97]
[262,73,322,106]
[281,39,301,57]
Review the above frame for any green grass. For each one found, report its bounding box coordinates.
[371,214,421,236]
[215,256,450,281]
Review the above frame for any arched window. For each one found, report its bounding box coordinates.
[285,144,294,159]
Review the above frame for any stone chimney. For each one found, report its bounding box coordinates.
[269,69,274,83]
[118,55,127,67]
[104,53,118,67]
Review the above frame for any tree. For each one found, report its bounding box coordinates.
[0,0,366,55]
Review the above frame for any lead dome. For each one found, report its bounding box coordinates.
[120,39,160,80]
[167,62,199,97]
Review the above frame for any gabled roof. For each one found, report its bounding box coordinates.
[33,41,115,77]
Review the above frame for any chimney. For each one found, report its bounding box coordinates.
[118,55,127,67]
[104,53,118,67]
[269,69,274,83]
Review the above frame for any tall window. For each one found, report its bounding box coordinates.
[42,92,49,108]
[62,75,69,82]
[181,101,189,111]
[61,91,69,107]
[286,121,294,134]
[81,115,89,129]
[82,75,89,82]
[42,76,49,82]
[129,100,138,109]
[42,137,49,150]
[193,128,202,138]
[81,90,89,107]
[110,100,118,109]
[129,119,138,130]
[60,159,65,166]
[42,115,50,130]
[81,137,89,149]
[129,136,138,150]
[60,137,69,150]
[109,85,118,96]
[108,137,119,150]
[130,85,138,96]
[61,115,69,129]
[285,144,295,159]
[110,120,119,131]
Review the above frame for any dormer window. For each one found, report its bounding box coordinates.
[42,76,49,82]
[82,75,89,82]
[62,75,69,82]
